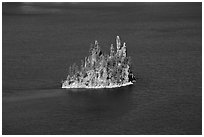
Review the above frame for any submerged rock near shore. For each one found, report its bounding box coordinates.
[62,36,136,88]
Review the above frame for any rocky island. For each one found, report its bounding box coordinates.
[62,36,136,89]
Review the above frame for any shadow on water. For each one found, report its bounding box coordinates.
[59,85,136,119]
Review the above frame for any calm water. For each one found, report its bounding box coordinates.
[2,3,202,134]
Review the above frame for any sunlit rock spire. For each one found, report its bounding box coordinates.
[95,40,99,49]
[116,36,121,51]
[91,40,99,66]
[122,42,127,57]
[110,44,115,57]
[84,57,87,67]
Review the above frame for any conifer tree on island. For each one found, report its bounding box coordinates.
[62,36,136,88]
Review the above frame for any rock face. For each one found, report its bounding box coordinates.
[62,36,136,88]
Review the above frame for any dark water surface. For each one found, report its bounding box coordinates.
[2,3,202,134]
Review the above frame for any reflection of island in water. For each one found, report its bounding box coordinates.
[62,36,136,89]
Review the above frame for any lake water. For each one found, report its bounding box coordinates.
[2,3,202,134]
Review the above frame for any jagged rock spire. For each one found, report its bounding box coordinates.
[110,44,115,57]
[84,57,87,67]
[122,42,127,57]
[94,40,101,54]
[116,36,121,51]
[90,40,101,66]
[123,42,126,47]
[95,40,98,47]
